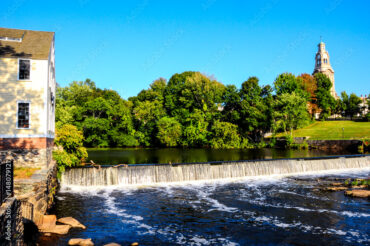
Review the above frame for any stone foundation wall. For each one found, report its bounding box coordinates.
[16,161,58,226]
[0,197,24,245]
[0,147,54,168]
[305,140,362,151]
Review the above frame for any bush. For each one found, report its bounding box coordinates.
[364,112,370,122]
[284,134,294,148]
[53,124,88,177]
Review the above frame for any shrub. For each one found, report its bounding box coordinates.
[284,134,294,148]
[53,124,88,177]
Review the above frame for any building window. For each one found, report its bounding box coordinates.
[19,59,31,80]
[17,102,30,129]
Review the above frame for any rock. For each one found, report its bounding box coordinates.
[330,182,343,186]
[104,243,121,246]
[68,238,94,245]
[351,185,367,189]
[38,215,57,231]
[44,233,52,236]
[42,225,71,235]
[131,243,139,246]
[345,190,370,198]
[58,217,86,229]
[324,186,347,191]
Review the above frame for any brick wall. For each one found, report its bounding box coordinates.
[0,137,54,150]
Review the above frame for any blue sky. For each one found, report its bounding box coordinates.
[2,0,369,98]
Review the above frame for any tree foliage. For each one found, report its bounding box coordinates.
[56,71,360,149]
[210,121,241,149]
[314,73,336,120]
[157,117,182,147]
[53,124,88,175]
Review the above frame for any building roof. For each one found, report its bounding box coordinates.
[0,27,54,60]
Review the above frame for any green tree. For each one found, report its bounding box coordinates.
[347,93,362,119]
[53,124,88,175]
[274,92,310,134]
[164,72,225,121]
[314,73,336,120]
[157,117,182,147]
[222,84,241,124]
[182,109,209,147]
[210,121,241,149]
[238,77,272,142]
[274,73,307,97]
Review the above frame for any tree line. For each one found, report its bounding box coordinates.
[56,71,369,149]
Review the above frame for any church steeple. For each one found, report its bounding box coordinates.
[313,41,337,98]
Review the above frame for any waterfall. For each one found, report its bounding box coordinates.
[61,156,370,187]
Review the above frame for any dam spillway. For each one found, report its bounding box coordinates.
[61,155,370,187]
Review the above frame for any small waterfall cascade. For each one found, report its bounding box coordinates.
[61,156,370,187]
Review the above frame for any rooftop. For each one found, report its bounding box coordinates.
[0,27,54,60]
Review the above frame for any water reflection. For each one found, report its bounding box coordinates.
[87,148,351,165]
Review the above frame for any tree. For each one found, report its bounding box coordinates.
[164,72,225,121]
[273,92,310,134]
[347,93,362,119]
[314,73,336,120]
[298,73,319,118]
[274,73,307,97]
[222,84,241,124]
[238,77,272,142]
[156,117,182,147]
[210,121,241,149]
[182,109,209,147]
[53,124,88,175]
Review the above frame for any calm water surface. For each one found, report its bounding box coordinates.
[43,168,370,246]
[86,148,353,165]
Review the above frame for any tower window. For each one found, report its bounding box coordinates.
[17,102,30,129]
[19,59,31,80]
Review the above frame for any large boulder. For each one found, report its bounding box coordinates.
[47,225,71,235]
[345,190,370,198]
[58,217,86,229]
[68,238,94,246]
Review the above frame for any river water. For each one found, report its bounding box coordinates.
[42,168,369,246]
[86,148,353,165]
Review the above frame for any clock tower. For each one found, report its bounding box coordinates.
[313,42,338,98]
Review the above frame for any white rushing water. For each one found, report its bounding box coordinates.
[61,156,370,187]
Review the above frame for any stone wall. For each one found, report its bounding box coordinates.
[0,197,24,245]
[16,161,58,226]
[0,147,53,168]
[305,139,362,151]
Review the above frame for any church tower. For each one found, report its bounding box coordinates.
[313,41,338,98]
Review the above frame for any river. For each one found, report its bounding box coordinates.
[39,149,369,245]
[86,148,353,165]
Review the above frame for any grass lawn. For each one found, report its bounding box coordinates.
[277,121,370,140]
[14,167,40,179]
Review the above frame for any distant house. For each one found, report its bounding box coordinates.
[0,27,55,167]
[359,95,369,116]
